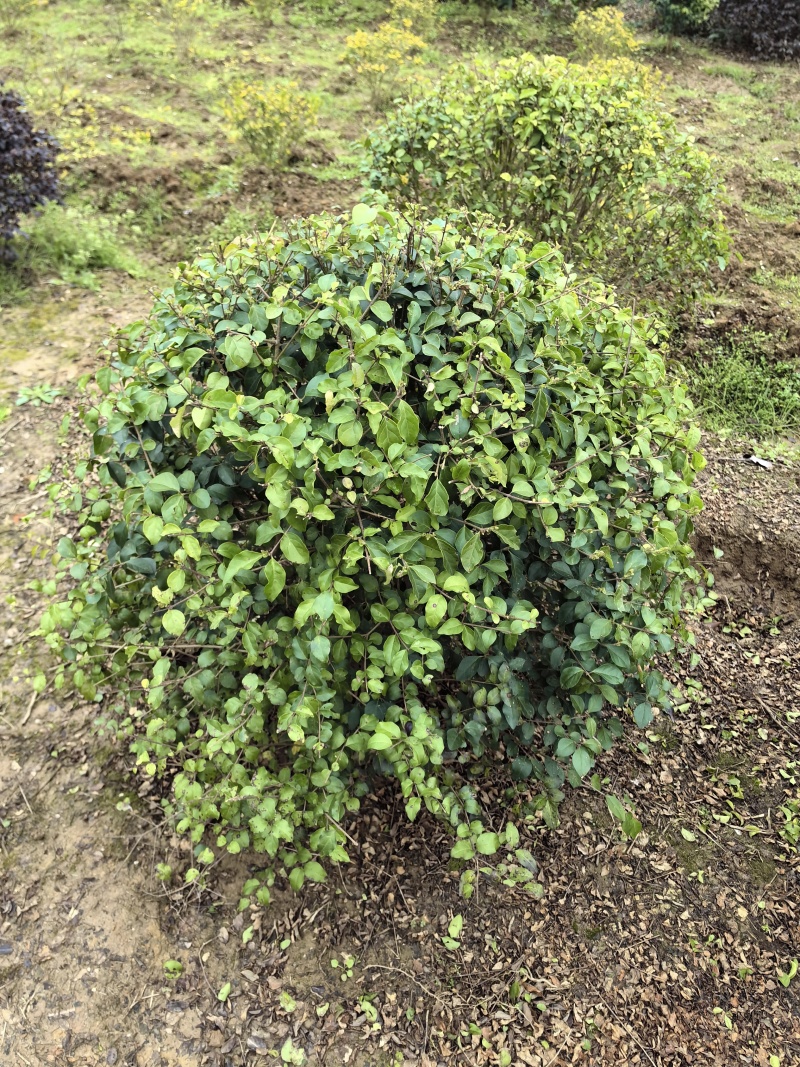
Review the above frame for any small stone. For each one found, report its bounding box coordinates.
[106,1049,118,1065]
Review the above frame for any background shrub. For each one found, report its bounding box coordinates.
[572,7,639,59]
[244,0,285,24]
[0,85,59,262]
[715,0,800,60]
[44,207,703,882]
[0,0,35,33]
[388,0,438,40]
[653,0,719,35]
[222,80,319,169]
[364,55,729,302]
[341,23,427,108]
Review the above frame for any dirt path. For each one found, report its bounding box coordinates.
[0,391,239,1067]
[1,296,800,1066]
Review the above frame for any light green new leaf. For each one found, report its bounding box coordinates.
[148,472,181,495]
[425,479,449,517]
[425,594,447,628]
[162,609,185,636]
[476,831,501,856]
[571,746,593,778]
[225,550,263,585]
[263,558,286,600]
[351,203,378,226]
[451,839,475,861]
[280,531,310,566]
[220,334,254,371]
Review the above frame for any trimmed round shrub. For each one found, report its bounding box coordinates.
[715,0,800,60]
[43,207,703,885]
[0,85,59,261]
[363,55,729,302]
[654,0,719,34]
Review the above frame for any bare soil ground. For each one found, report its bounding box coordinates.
[1,309,799,1067]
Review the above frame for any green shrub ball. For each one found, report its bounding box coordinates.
[44,206,705,881]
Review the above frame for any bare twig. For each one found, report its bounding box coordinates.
[123,985,163,1018]
[0,418,22,443]
[598,995,658,1067]
[18,690,38,729]
[18,785,33,816]
[11,487,51,510]
[365,963,449,1007]
[325,811,360,849]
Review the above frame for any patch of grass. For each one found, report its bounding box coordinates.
[683,328,800,439]
[712,751,744,772]
[0,202,142,295]
[701,62,781,101]
[639,33,693,57]
[671,832,716,875]
[752,270,800,307]
[702,60,752,83]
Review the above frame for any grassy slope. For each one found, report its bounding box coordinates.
[654,39,800,325]
[1,1,799,426]
[1,1,799,325]
[0,0,494,271]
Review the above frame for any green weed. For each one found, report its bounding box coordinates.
[0,202,142,293]
[701,62,779,100]
[684,328,800,438]
[16,384,63,406]
[702,61,748,81]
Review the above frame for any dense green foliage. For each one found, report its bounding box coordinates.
[363,55,729,302]
[654,0,719,34]
[43,207,704,886]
